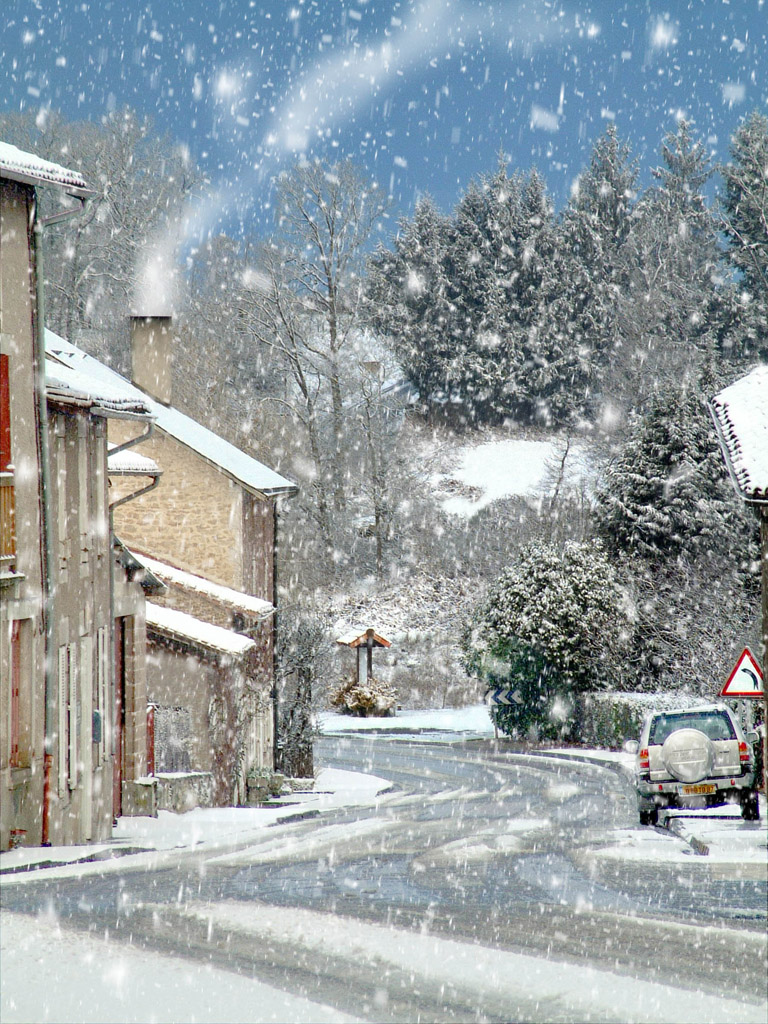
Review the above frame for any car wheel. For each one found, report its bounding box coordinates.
[639,804,658,826]
[740,789,760,821]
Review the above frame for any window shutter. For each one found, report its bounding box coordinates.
[68,642,78,790]
[57,646,68,796]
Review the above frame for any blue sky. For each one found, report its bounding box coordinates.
[2,1,766,235]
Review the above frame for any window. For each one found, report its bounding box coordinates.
[9,620,31,769]
[650,711,736,746]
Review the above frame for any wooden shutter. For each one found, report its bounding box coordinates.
[57,646,68,795]
[68,642,78,790]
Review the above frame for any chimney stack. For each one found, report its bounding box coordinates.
[130,315,173,406]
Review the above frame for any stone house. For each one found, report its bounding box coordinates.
[1,139,163,847]
[137,553,276,805]
[45,322,298,792]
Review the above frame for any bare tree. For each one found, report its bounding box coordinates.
[0,108,203,364]
[239,160,390,539]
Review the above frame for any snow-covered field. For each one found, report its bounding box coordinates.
[428,434,594,518]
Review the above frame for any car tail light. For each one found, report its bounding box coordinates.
[639,748,650,770]
[739,741,751,764]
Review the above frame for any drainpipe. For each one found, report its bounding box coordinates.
[33,192,90,845]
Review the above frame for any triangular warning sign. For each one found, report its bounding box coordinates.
[720,648,764,697]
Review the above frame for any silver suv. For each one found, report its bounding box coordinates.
[632,703,759,825]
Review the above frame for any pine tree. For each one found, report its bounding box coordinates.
[722,110,768,297]
[593,379,749,562]
[534,125,637,424]
[366,196,460,406]
[720,110,768,363]
[617,120,719,391]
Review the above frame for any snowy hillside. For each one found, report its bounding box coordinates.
[425,432,595,518]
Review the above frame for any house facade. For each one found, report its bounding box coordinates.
[1,141,160,847]
[45,321,297,792]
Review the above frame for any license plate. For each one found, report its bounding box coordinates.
[681,784,716,795]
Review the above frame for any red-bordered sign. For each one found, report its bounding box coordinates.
[720,648,764,698]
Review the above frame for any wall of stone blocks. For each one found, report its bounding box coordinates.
[109,426,244,591]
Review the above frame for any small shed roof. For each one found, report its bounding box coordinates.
[108,445,162,477]
[710,365,768,503]
[146,602,256,659]
[336,628,392,649]
[0,140,93,198]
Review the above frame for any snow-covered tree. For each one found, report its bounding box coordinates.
[719,110,768,363]
[534,125,637,423]
[721,110,768,297]
[593,379,748,562]
[465,540,628,699]
[367,195,460,410]
[614,121,719,394]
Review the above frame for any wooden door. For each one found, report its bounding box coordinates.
[112,618,126,820]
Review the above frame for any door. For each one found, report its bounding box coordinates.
[112,618,126,820]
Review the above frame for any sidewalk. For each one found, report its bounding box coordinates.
[0,767,391,882]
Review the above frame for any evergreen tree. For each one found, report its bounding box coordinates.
[721,110,768,297]
[534,125,637,423]
[617,120,719,392]
[366,196,461,407]
[720,110,768,362]
[593,379,750,563]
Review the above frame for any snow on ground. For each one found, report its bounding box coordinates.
[180,901,765,1024]
[0,909,356,1024]
[429,435,593,518]
[318,702,495,736]
[0,768,391,883]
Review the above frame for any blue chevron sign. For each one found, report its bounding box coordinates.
[485,687,523,706]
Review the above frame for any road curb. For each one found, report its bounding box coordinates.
[663,816,710,855]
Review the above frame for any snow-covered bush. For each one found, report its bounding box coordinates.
[573,690,704,749]
[330,676,398,717]
[465,540,629,739]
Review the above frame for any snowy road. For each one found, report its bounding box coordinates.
[2,737,766,1023]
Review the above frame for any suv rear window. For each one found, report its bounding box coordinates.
[649,711,736,745]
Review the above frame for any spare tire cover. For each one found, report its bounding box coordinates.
[661,728,714,783]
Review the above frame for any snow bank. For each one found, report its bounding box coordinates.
[183,902,766,1024]
[318,703,494,736]
[0,910,354,1024]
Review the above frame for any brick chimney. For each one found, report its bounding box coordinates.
[130,315,173,406]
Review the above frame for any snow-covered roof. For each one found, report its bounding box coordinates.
[45,330,297,498]
[136,552,273,619]
[336,628,392,648]
[113,538,166,595]
[0,140,92,197]
[46,356,152,418]
[146,602,256,658]
[107,446,161,476]
[710,365,768,503]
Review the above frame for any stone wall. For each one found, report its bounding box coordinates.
[110,426,244,590]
